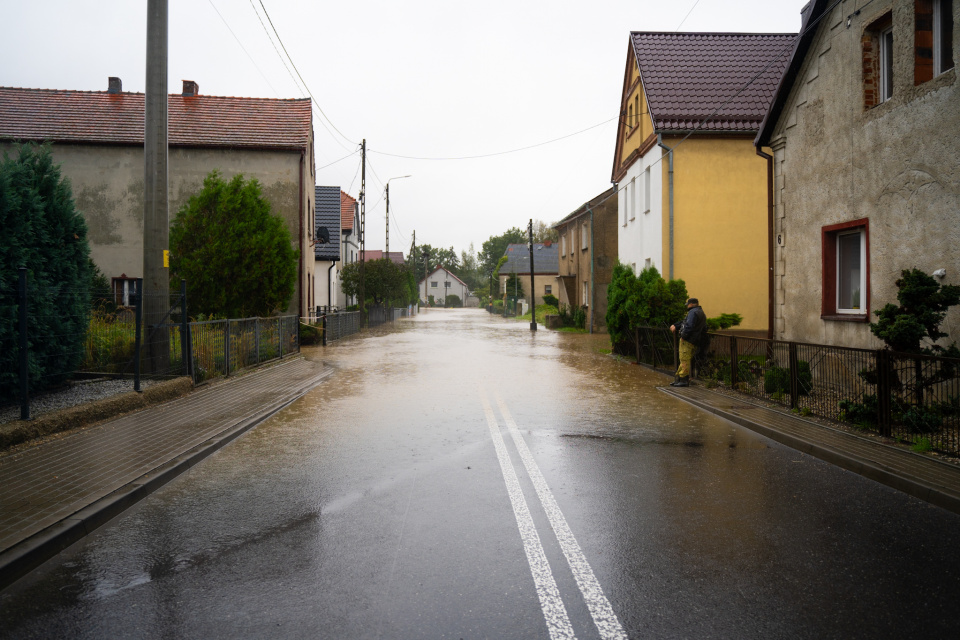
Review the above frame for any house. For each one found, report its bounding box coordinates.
[756,0,959,348]
[498,243,559,307]
[420,266,469,305]
[553,187,618,332]
[314,186,341,314]
[339,191,360,308]
[360,250,405,265]
[611,32,795,335]
[0,78,316,316]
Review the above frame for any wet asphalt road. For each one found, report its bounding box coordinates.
[2,309,960,639]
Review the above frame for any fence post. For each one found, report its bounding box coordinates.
[322,314,327,347]
[729,336,739,388]
[789,342,799,409]
[134,278,143,392]
[255,319,261,364]
[297,315,301,353]
[635,328,641,364]
[18,267,29,421]
[278,317,283,359]
[877,349,892,437]
[180,280,191,380]
[224,320,231,378]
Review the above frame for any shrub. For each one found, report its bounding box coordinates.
[573,305,587,330]
[0,144,92,400]
[542,294,559,308]
[299,322,322,346]
[763,362,812,396]
[445,294,462,308]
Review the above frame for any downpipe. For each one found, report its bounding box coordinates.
[657,135,675,279]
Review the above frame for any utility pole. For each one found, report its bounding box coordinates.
[528,219,537,331]
[144,0,170,372]
[411,230,416,308]
[359,139,366,311]
[385,182,390,258]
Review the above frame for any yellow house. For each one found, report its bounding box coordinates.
[611,32,796,335]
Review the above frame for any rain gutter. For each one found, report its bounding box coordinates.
[756,147,775,340]
[657,135,675,279]
[589,206,595,334]
[327,258,340,310]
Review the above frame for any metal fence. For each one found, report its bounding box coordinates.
[620,326,960,454]
[2,268,300,420]
[323,311,362,343]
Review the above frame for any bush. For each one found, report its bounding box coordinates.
[839,394,879,426]
[445,294,462,308]
[763,362,812,396]
[492,300,504,313]
[542,294,559,308]
[299,322,322,346]
[573,305,587,330]
[0,144,92,400]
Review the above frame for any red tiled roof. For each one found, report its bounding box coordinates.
[340,191,357,231]
[0,86,312,149]
[361,250,405,265]
[631,32,795,133]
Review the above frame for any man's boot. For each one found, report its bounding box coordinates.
[673,376,690,387]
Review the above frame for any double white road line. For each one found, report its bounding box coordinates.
[480,390,628,640]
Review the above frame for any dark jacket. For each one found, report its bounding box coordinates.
[678,305,707,345]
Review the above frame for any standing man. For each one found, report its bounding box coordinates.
[670,298,706,387]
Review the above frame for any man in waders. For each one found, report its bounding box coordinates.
[670,298,706,387]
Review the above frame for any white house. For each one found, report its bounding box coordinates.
[338,191,360,308]
[313,186,341,315]
[420,267,469,306]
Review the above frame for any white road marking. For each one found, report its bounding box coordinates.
[480,393,577,640]
[496,396,629,640]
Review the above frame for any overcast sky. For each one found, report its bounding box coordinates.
[2,0,808,259]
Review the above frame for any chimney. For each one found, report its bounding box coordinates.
[107,77,122,94]
[182,80,199,97]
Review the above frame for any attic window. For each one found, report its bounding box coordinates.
[863,13,894,108]
[915,0,954,84]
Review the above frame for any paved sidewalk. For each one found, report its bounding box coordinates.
[0,357,332,589]
[660,384,960,516]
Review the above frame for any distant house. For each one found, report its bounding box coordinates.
[0,78,316,316]
[611,32,794,334]
[339,191,360,308]
[499,243,559,307]
[420,266,469,305]
[756,0,960,348]
[361,250,405,265]
[314,186,341,314]
[553,187,618,332]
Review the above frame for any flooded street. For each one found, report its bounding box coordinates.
[3,309,960,638]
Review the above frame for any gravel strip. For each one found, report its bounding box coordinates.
[0,379,159,425]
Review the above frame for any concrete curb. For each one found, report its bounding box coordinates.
[660,387,960,516]
[0,367,332,591]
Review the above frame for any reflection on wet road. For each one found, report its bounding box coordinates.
[2,309,960,639]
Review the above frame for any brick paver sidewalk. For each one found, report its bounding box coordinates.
[0,357,331,588]
[661,385,960,515]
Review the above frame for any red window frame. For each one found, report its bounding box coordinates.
[821,218,870,321]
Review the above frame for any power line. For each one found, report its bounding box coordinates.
[316,149,360,172]
[246,0,306,97]
[370,116,619,161]
[675,0,703,30]
[206,0,284,97]
[256,0,355,148]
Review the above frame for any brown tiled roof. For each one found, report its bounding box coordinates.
[0,86,312,149]
[361,250,405,265]
[340,191,357,231]
[631,32,795,133]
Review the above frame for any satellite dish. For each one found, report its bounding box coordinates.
[317,226,330,244]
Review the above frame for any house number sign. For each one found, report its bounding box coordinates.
[776,233,785,247]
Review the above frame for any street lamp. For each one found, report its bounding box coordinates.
[385,175,412,257]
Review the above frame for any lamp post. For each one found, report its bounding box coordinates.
[384,175,411,258]
[422,248,430,307]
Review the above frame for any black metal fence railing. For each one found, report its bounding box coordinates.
[617,326,960,455]
[3,268,300,420]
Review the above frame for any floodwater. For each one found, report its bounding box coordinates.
[2,309,959,639]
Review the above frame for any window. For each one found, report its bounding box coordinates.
[864,14,894,108]
[561,234,567,255]
[445,281,451,288]
[634,95,640,130]
[431,281,438,288]
[112,276,137,307]
[628,103,634,131]
[918,0,955,83]
[879,26,894,102]
[645,258,652,269]
[822,219,870,319]
[643,167,651,213]
[581,222,589,250]
[582,281,589,307]
[544,285,552,295]
[629,178,636,221]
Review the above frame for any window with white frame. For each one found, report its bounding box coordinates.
[581,222,588,250]
[837,231,865,312]
[879,25,894,102]
[629,178,636,221]
[645,258,652,269]
[561,234,567,255]
[643,167,651,213]
[582,281,589,307]
[431,281,438,288]
[544,284,552,295]
[934,0,954,75]
[112,276,137,307]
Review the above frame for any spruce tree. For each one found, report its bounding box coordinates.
[0,144,92,401]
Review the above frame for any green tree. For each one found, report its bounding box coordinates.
[871,268,960,355]
[0,143,92,400]
[480,227,526,274]
[605,263,688,346]
[504,271,525,299]
[170,171,298,318]
[531,219,559,244]
[340,258,413,306]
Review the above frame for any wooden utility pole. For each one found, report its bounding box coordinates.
[528,219,537,331]
[144,0,170,372]
[359,139,366,310]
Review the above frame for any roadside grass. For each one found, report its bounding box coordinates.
[518,304,559,325]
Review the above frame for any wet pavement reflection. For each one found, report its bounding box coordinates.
[2,309,960,639]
